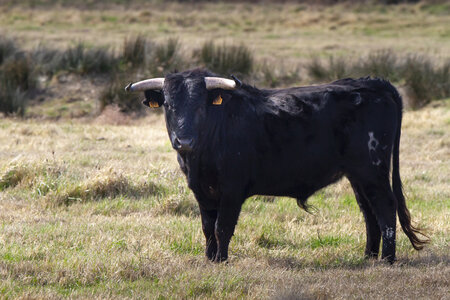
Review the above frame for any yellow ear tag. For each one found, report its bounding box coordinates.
[213,95,223,105]
[149,100,159,108]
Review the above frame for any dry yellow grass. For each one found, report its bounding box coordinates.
[0,100,448,299]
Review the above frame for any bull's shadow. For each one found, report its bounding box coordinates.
[261,251,447,270]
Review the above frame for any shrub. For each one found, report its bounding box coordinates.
[307,55,348,82]
[156,195,199,217]
[402,56,450,108]
[99,73,144,113]
[152,38,182,75]
[31,45,64,76]
[81,47,118,74]
[1,53,35,90]
[355,49,400,81]
[194,41,254,76]
[258,61,301,88]
[435,61,450,98]
[0,36,17,65]
[0,84,27,117]
[122,35,148,68]
[0,53,35,116]
[59,43,117,75]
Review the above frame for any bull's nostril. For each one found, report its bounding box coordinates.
[174,138,193,153]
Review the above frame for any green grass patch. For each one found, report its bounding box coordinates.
[307,234,352,249]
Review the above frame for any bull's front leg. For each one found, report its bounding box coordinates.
[214,194,244,262]
[199,207,218,261]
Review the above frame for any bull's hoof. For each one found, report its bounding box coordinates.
[381,255,396,265]
[205,242,217,261]
[213,254,228,263]
[206,249,217,261]
[364,252,379,260]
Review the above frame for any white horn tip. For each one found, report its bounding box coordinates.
[125,83,133,92]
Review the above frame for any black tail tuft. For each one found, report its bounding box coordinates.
[391,87,430,250]
[296,198,315,214]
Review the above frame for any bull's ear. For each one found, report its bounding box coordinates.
[142,90,164,108]
[212,94,223,105]
[208,91,231,106]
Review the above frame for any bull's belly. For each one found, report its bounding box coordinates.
[247,164,343,200]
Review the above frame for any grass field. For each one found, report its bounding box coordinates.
[0,1,449,299]
[1,101,449,298]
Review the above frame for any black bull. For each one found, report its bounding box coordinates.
[126,69,428,263]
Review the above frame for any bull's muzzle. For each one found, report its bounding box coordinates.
[173,137,193,153]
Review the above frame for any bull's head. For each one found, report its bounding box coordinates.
[125,70,241,154]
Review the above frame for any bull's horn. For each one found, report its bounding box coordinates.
[125,78,165,92]
[205,77,237,90]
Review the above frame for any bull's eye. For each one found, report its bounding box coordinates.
[212,95,223,105]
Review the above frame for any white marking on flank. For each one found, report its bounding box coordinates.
[368,132,379,152]
[368,132,382,166]
[384,226,395,239]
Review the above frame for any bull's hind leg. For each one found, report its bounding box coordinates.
[350,181,381,259]
[358,181,397,263]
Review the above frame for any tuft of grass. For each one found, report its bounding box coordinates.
[45,169,160,206]
[194,41,254,76]
[0,164,30,191]
[307,235,351,249]
[0,36,17,65]
[152,38,182,75]
[155,195,199,217]
[307,55,349,82]
[0,85,27,117]
[31,45,64,76]
[122,35,149,69]
[256,232,287,249]
[258,61,301,88]
[58,43,117,75]
[356,49,400,81]
[402,56,450,108]
[99,73,144,113]
[0,53,35,116]
[0,53,35,91]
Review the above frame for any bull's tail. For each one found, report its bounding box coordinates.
[391,87,429,250]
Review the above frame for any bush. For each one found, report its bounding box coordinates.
[31,45,64,76]
[1,53,36,90]
[258,61,301,88]
[355,49,400,81]
[99,73,144,113]
[59,43,117,75]
[307,55,348,82]
[0,36,17,65]
[152,38,182,75]
[0,53,35,116]
[82,46,118,74]
[122,35,148,68]
[0,84,27,117]
[402,55,450,108]
[194,41,254,76]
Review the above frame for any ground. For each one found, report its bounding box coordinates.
[0,100,448,299]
